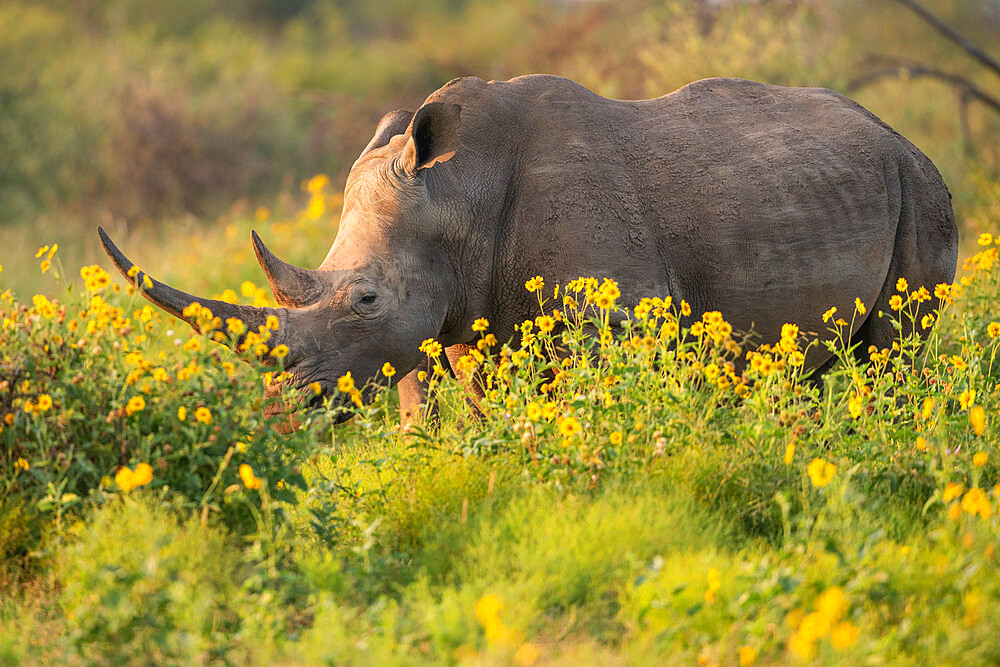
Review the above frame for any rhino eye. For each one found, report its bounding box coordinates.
[360,293,378,304]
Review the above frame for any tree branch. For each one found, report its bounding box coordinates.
[847,58,1000,116]
[893,0,1000,79]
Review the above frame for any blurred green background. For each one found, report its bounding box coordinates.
[1,0,998,295]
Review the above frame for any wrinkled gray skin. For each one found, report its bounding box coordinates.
[100,75,958,427]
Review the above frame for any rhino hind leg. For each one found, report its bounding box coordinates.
[850,159,958,366]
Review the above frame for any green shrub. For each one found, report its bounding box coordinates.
[55,498,242,663]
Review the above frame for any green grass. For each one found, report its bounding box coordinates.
[2,213,1000,663]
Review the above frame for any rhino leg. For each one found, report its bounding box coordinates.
[849,157,957,365]
[397,353,456,430]
[445,344,487,421]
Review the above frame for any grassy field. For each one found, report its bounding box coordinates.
[3,1,1000,664]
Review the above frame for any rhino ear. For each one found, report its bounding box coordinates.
[402,102,462,173]
[361,109,414,156]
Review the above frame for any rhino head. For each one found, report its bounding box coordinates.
[99,101,469,425]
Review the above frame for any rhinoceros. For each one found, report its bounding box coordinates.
[99,74,958,424]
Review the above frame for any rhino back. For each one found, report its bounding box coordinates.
[426,75,954,347]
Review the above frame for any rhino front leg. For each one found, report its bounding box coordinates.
[397,354,456,430]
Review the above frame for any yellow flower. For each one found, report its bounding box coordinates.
[513,642,540,666]
[14,457,29,472]
[239,463,263,490]
[558,415,582,437]
[973,451,988,466]
[474,593,517,645]
[80,265,111,291]
[306,194,326,220]
[807,457,836,487]
[35,245,49,259]
[35,394,53,412]
[226,317,246,335]
[831,621,860,650]
[978,232,993,246]
[269,344,289,359]
[962,488,991,519]
[705,567,721,604]
[338,372,355,393]
[195,407,212,424]
[943,482,964,503]
[183,337,201,352]
[32,294,56,319]
[526,402,542,421]
[951,355,968,372]
[988,322,1000,338]
[934,283,952,300]
[380,362,396,378]
[970,406,986,436]
[306,173,329,193]
[681,300,692,317]
[854,298,866,315]
[472,317,489,332]
[535,315,555,332]
[177,406,187,421]
[39,260,51,274]
[738,645,757,666]
[889,294,903,310]
[419,338,443,357]
[609,431,623,445]
[125,396,146,416]
[848,393,864,419]
[524,276,544,292]
[474,594,506,642]
[133,462,153,486]
[115,463,153,493]
[784,442,796,464]
[959,389,976,411]
[916,437,927,451]
[921,313,935,329]
[896,277,908,292]
[822,306,837,323]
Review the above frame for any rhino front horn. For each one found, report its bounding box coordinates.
[251,230,326,308]
[97,226,288,353]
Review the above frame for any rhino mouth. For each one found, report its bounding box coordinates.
[262,378,357,429]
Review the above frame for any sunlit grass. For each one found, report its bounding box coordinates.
[2,177,1000,661]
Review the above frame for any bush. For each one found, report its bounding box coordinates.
[55,498,242,663]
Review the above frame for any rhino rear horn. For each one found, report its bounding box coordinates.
[251,230,327,308]
[97,226,287,354]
